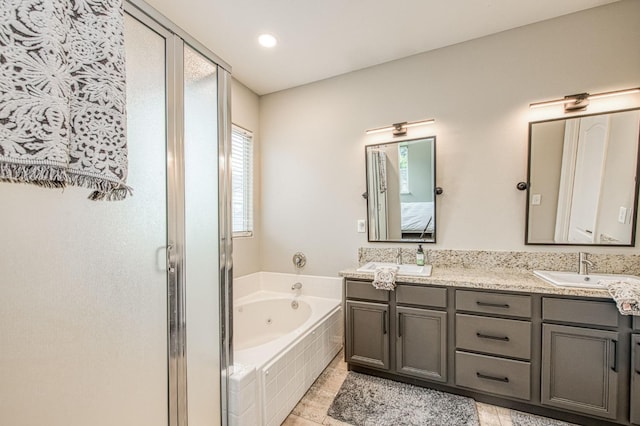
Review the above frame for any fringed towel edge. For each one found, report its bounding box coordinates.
[0,162,67,187]
[67,173,133,201]
[0,162,132,201]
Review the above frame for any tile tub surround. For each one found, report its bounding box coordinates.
[230,272,343,426]
[260,307,342,426]
[229,364,258,425]
[358,248,640,276]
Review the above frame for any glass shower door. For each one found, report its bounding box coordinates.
[0,5,230,425]
[0,14,169,426]
[183,44,222,426]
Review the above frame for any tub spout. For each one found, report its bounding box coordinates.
[291,282,302,290]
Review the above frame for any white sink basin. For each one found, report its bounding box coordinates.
[357,262,432,277]
[533,270,639,289]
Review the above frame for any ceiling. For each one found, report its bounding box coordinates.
[144,0,619,95]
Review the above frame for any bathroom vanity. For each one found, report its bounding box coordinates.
[341,268,639,426]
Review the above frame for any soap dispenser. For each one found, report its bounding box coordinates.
[416,245,425,266]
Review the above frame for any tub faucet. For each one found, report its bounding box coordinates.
[578,252,593,275]
[396,248,402,265]
[291,282,302,291]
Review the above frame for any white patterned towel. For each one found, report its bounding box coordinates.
[0,0,130,200]
[372,266,398,291]
[603,279,640,316]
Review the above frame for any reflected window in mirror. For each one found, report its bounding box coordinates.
[365,137,436,243]
[526,108,640,246]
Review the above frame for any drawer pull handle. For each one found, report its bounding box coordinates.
[476,372,509,383]
[611,340,617,372]
[476,332,510,342]
[476,301,510,309]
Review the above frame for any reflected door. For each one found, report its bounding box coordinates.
[568,115,609,243]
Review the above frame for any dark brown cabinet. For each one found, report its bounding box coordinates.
[345,300,389,370]
[632,334,640,425]
[541,323,619,420]
[395,306,447,382]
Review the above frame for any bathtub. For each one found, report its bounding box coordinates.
[229,272,343,426]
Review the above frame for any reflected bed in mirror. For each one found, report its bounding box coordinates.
[365,137,436,243]
[526,108,640,246]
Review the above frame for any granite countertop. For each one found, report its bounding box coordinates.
[339,266,612,299]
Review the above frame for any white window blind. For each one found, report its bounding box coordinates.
[231,125,253,237]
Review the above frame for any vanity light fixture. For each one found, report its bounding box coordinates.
[365,118,435,136]
[529,87,640,112]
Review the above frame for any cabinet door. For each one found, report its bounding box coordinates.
[396,307,447,382]
[632,334,640,425]
[346,300,389,370]
[541,324,618,419]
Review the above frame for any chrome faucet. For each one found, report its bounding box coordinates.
[578,252,593,275]
[291,282,303,291]
[396,248,402,265]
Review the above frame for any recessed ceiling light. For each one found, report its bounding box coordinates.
[258,34,277,48]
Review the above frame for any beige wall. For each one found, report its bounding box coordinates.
[528,121,565,243]
[231,79,261,277]
[258,0,640,276]
[597,110,640,243]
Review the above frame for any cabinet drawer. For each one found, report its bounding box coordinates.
[396,285,447,308]
[543,298,618,328]
[455,351,530,400]
[346,280,390,302]
[456,290,532,318]
[456,314,531,360]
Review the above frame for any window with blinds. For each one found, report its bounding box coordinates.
[231,125,253,237]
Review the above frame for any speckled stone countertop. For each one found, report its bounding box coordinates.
[339,267,613,299]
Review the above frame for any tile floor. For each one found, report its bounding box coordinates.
[282,351,539,426]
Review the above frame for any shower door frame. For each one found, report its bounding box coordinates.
[124,2,233,426]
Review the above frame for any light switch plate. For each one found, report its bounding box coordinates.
[618,207,627,224]
[531,194,541,205]
[357,219,366,233]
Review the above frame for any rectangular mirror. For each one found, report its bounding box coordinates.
[526,108,640,245]
[365,137,436,243]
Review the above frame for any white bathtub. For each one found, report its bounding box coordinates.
[234,295,312,351]
[229,272,343,426]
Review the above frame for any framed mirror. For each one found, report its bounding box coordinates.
[365,136,436,243]
[526,108,640,245]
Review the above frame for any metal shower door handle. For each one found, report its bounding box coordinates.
[167,244,176,273]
